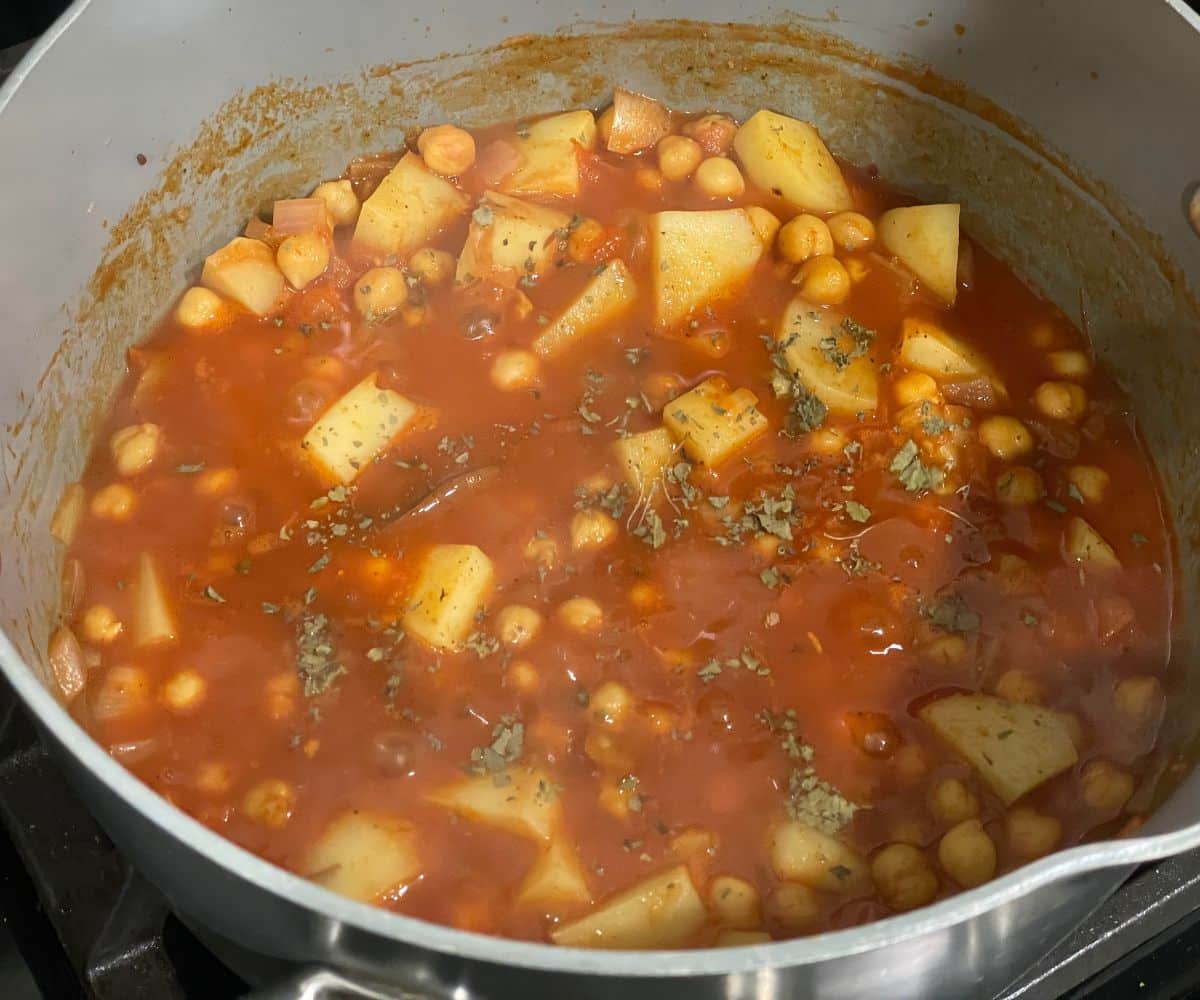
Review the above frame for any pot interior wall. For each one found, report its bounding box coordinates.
[2,9,1200,833]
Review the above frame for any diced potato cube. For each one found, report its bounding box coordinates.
[878,204,961,304]
[663,376,768,467]
[304,812,420,903]
[499,110,597,198]
[768,821,870,895]
[778,299,878,416]
[652,209,765,330]
[135,552,176,647]
[899,316,990,379]
[427,766,561,842]
[353,152,470,258]
[456,191,573,286]
[550,865,707,949]
[613,427,677,495]
[731,110,853,214]
[200,237,285,316]
[606,88,671,154]
[532,260,637,357]
[1064,517,1121,569]
[403,544,496,651]
[518,838,593,908]
[302,374,422,485]
[919,693,1079,805]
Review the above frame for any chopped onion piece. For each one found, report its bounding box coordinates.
[47,626,85,701]
[271,197,330,236]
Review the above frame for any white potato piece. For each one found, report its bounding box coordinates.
[732,109,853,214]
[517,838,593,907]
[651,209,765,331]
[613,427,677,495]
[919,693,1079,805]
[663,376,768,467]
[899,316,991,380]
[1064,517,1122,569]
[768,821,870,895]
[135,552,176,647]
[878,204,961,304]
[532,260,637,357]
[403,544,495,651]
[499,110,597,198]
[777,299,878,416]
[606,87,672,154]
[200,237,285,316]
[428,767,561,842]
[551,865,707,949]
[305,812,421,903]
[353,152,470,257]
[456,191,573,286]
[302,373,422,485]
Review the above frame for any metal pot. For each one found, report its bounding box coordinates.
[1,1,1199,996]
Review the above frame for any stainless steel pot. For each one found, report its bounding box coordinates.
[1,1,1199,997]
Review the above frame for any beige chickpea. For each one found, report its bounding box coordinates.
[1005,807,1062,860]
[656,135,703,181]
[276,231,330,290]
[634,166,664,192]
[1067,465,1109,504]
[826,211,876,252]
[694,157,745,199]
[495,604,543,649]
[777,214,834,264]
[110,423,162,477]
[628,580,662,612]
[242,778,295,828]
[937,818,997,888]
[81,604,123,644]
[490,350,540,392]
[506,659,539,693]
[524,535,559,570]
[194,761,233,795]
[90,483,136,521]
[1080,758,1135,813]
[161,670,207,713]
[1029,321,1059,349]
[1114,674,1164,728]
[681,113,737,156]
[590,681,633,725]
[641,371,685,410]
[894,371,939,406]
[928,777,980,825]
[793,256,851,305]
[746,205,780,248]
[924,634,967,667]
[995,466,1044,505]
[709,875,762,929]
[408,247,455,286]
[417,123,476,176]
[558,596,603,633]
[175,287,227,329]
[1047,349,1091,379]
[353,267,408,319]
[194,466,237,496]
[808,426,847,455]
[977,415,1034,460]
[311,179,359,227]
[1034,381,1088,422]
[571,509,618,551]
[871,842,939,911]
[766,883,822,931]
[844,257,871,284]
[993,668,1044,704]
[583,729,632,771]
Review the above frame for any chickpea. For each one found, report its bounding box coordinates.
[1029,321,1058,349]
[161,669,207,713]
[995,466,1044,505]
[583,729,633,770]
[558,596,603,633]
[242,778,295,828]
[628,580,662,612]
[1005,807,1062,860]
[993,668,1044,704]
[1114,674,1164,728]
[844,257,871,284]
[641,371,685,410]
[194,761,233,794]
[110,423,162,477]
[90,483,136,521]
[1047,349,1091,380]
[871,843,939,911]
[746,206,781,248]
[656,135,703,181]
[194,466,237,496]
[694,157,745,199]
[81,605,123,644]
[681,113,737,156]
[827,211,876,252]
[808,426,847,455]
[1080,758,1135,813]
[417,123,476,176]
[353,266,408,319]
[1034,381,1088,422]
[893,743,930,786]
[276,231,330,290]
[937,818,997,888]
[634,166,664,192]
[591,681,633,725]
[793,256,851,305]
[894,371,939,406]
[524,535,559,570]
[506,659,539,693]
[923,634,967,667]
[407,247,455,286]
[569,510,617,551]
[495,604,543,649]
[490,350,540,392]
[709,875,762,929]
[977,415,1033,460]
[777,214,834,264]
[567,218,608,263]
[928,777,980,826]
[311,179,359,227]
[1067,465,1109,504]
[175,287,227,329]
[766,883,821,931]
[642,701,678,734]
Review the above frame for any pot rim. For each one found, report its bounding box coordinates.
[5,0,1200,979]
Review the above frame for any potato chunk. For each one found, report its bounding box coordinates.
[919,693,1079,805]
[532,260,637,357]
[403,544,495,651]
[499,110,597,198]
[428,767,561,842]
[878,204,961,304]
[768,821,870,895]
[353,152,470,257]
[305,812,420,903]
[1064,517,1122,569]
[613,427,677,495]
[518,838,593,908]
[663,376,768,466]
[302,373,422,485]
[456,191,572,286]
[200,237,285,316]
[606,88,671,154]
[777,299,878,416]
[135,552,176,647]
[550,865,707,949]
[899,316,990,380]
[651,209,765,330]
[732,110,853,214]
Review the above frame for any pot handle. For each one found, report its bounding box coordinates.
[244,966,445,1000]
